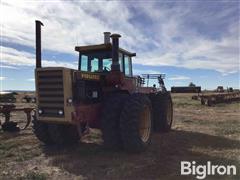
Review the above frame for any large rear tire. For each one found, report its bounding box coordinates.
[101,93,129,150]
[151,92,173,132]
[120,94,152,152]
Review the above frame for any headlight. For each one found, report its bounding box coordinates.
[92,91,98,98]
[38,109,43,114]
[58,110,64,115]
[67,98,73,103]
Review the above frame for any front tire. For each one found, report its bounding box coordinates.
[32,116,53,145]
[33,115,80,145]
[120,94,152,152]
[48,124,80,145]
[101,93,129,150]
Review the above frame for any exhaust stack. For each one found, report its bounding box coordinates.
[110,34,121,72]
[35,20,44,68]
[104,32,111,44]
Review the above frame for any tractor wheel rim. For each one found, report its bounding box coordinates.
[139,105,151,143]
[167,102,172,126]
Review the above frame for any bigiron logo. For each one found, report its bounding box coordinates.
[181,161,237,179]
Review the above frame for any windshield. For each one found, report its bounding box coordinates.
[80,56,113,72]
[79,50,112,72]
[78,51,131,76]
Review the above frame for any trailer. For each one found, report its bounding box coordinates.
[171,86,201,93]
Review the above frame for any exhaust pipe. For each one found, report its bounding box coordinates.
[110,34,121,71]
[35,20,44,68]
[104,32,111,44]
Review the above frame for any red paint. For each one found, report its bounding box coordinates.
[105,71,124,86]
[71,75,155,130]
[121,77,136,93]
[71,103,102,129]
[121,77,155,94]
[137,87,156,94]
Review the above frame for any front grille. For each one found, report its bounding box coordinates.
[37,70,64,117]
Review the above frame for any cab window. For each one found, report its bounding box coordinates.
[103,58,111,71]
[119,52,123,72]
[124,55,132,77]
[80,55,88,71]
[91,58,99,72]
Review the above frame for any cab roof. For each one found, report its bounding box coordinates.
[75,43,136,57]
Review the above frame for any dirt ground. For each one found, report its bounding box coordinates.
[0,93,239,180]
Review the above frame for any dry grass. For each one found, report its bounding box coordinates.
[0,93,239,180]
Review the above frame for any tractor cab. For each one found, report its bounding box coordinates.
[75,33,136,77]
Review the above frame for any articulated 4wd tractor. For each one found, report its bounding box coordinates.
[33,20,173,152]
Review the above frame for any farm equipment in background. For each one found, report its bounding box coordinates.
[0,104,34,132]
[0,92,35,132]
[22,95,36,103]
[33,20,173,152]
[191,90,240,106]
[199,91,240,106]
[0,92,17,103]
[227,87,234,92]
[216,86,224,93]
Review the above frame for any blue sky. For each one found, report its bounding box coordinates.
[0,0,239,90]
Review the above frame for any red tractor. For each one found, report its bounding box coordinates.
[33,20,173,152]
